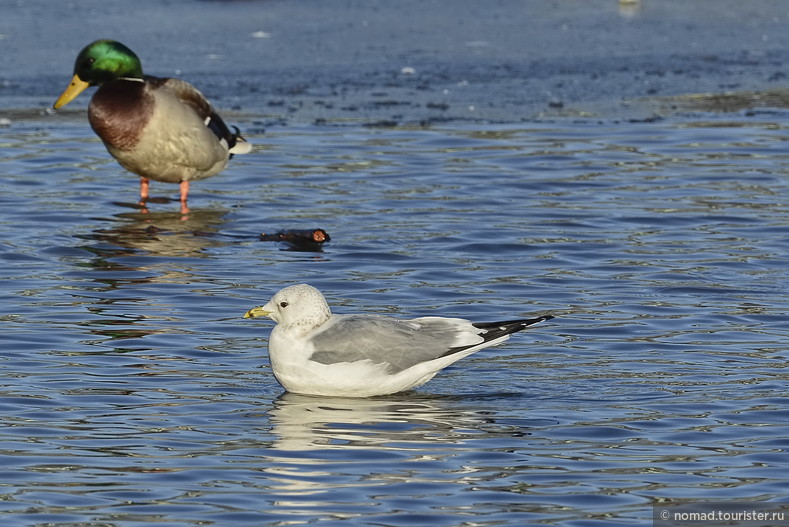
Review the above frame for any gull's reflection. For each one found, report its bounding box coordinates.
[262,393,496,494]
[267,391,494,452]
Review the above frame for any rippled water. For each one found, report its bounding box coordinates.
[2,111,788,525]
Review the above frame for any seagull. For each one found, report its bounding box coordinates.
[244,284,554,397]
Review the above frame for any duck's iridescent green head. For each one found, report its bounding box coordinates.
[54,40,143,109]
[74,40,143,84]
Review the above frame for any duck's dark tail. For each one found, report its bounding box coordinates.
[227,125,252,155]
[207,113,252,155]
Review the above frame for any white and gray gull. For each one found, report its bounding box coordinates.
[244,284,554,397]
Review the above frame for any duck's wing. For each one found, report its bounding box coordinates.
[155,76,251,154]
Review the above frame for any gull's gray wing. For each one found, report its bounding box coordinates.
[308,314,482,374]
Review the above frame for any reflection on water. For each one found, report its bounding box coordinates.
[0,115,788,525]
[261,391,568,521]
[268,392,504,451]
[86,206,230,258]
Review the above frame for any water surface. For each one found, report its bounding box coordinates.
[1,111,788,525]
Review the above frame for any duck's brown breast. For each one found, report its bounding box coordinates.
[88,79,157,151]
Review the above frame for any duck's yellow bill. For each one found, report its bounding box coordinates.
[244,306,271,319]
[53,74,90,109]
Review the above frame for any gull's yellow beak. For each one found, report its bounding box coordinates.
[244,306,272,319]
[53,74,91,109]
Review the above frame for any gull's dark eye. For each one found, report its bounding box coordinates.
[279,301,289,308]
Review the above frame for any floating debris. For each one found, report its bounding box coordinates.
[260,228,331,252]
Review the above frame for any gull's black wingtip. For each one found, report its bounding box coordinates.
[439,314,555,359]
[534,314,555,324]
[470,314,555,342]
[473,314,555,331]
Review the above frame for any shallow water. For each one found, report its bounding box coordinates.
[2,111,789,525]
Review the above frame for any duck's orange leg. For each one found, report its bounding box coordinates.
[139,177,150,202]
[179,181,190,215]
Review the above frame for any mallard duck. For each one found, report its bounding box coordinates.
[54,39,251,213]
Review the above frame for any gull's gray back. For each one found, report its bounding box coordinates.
[308,314,483,374]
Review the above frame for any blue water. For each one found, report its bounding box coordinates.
[2,111,789,525]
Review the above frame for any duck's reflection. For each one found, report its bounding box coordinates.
[88,205,229,258]
[618,0,640,18]
[67,206,232,347]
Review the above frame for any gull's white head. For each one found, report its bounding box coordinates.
[244,284,332,330]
